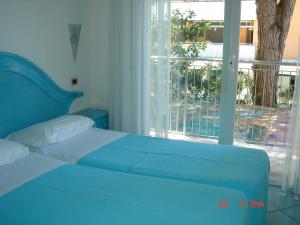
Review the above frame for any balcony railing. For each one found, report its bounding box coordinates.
[168,57,298,148]
[198,43,256,60]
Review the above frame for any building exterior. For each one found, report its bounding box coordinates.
[281,0,300,60]
[172,0,300,62]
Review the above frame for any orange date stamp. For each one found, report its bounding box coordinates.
[218,200,265,209]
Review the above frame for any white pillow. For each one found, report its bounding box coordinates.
[6,115,95,148]
[0,139,29,166]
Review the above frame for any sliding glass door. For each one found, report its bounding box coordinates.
[165,0,242,145]
[232,0,299,185]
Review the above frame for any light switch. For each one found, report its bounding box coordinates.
[71,77,78,86]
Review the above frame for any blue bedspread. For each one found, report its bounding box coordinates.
[0,164,250,225]
[78,135,270,225]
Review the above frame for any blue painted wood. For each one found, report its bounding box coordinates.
[73,108,109,129]
[95,116,109,129]
[73,108,108,120]
[0,52,83,138]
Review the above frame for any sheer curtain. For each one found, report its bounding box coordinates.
[282,38,300,195]
[149,1,171,137]
[108,0,171,136]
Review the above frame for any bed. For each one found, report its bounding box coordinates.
[38,127,269,225]
[0,52,267,225]
[0,153,251,225]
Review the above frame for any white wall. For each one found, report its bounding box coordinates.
[0,0,93,112]
[89,0,110,109]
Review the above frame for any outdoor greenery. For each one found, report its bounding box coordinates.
[170,9,215,103]
[170,9,254,105]
[168,7,293,146]
[171,9,210,57]
[170,7,293,109]
[149,2,294,148]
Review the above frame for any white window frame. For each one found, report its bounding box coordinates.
[219,0,241,145]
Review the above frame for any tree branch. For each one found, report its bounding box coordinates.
[276,0,296,52]
[276,0,295,26]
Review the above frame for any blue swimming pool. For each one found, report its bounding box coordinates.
[169,105,289,147]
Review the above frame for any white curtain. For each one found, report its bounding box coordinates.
[282,38,300,195]
[108,0,171,136]
[149,1,171,137]
[108,0,151,135]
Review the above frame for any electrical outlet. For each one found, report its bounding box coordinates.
[71,77,78,86]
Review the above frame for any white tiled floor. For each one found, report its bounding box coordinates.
[267,186,300,225]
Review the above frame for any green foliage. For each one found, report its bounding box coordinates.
[236,71,255,105]
[170,62,223,103]
[170,9,255,105]
[171,9,210,58]
[187,64,222,103]
[171,9,222,103]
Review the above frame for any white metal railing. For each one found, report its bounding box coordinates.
[167,57,298,148]
[197,43,256,60]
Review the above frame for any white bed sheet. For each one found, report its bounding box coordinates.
[35,128,127,163]
[0,153,64,196]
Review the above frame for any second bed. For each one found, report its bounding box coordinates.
[35,127,270,225]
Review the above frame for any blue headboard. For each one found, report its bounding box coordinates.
[0,52,83,138]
